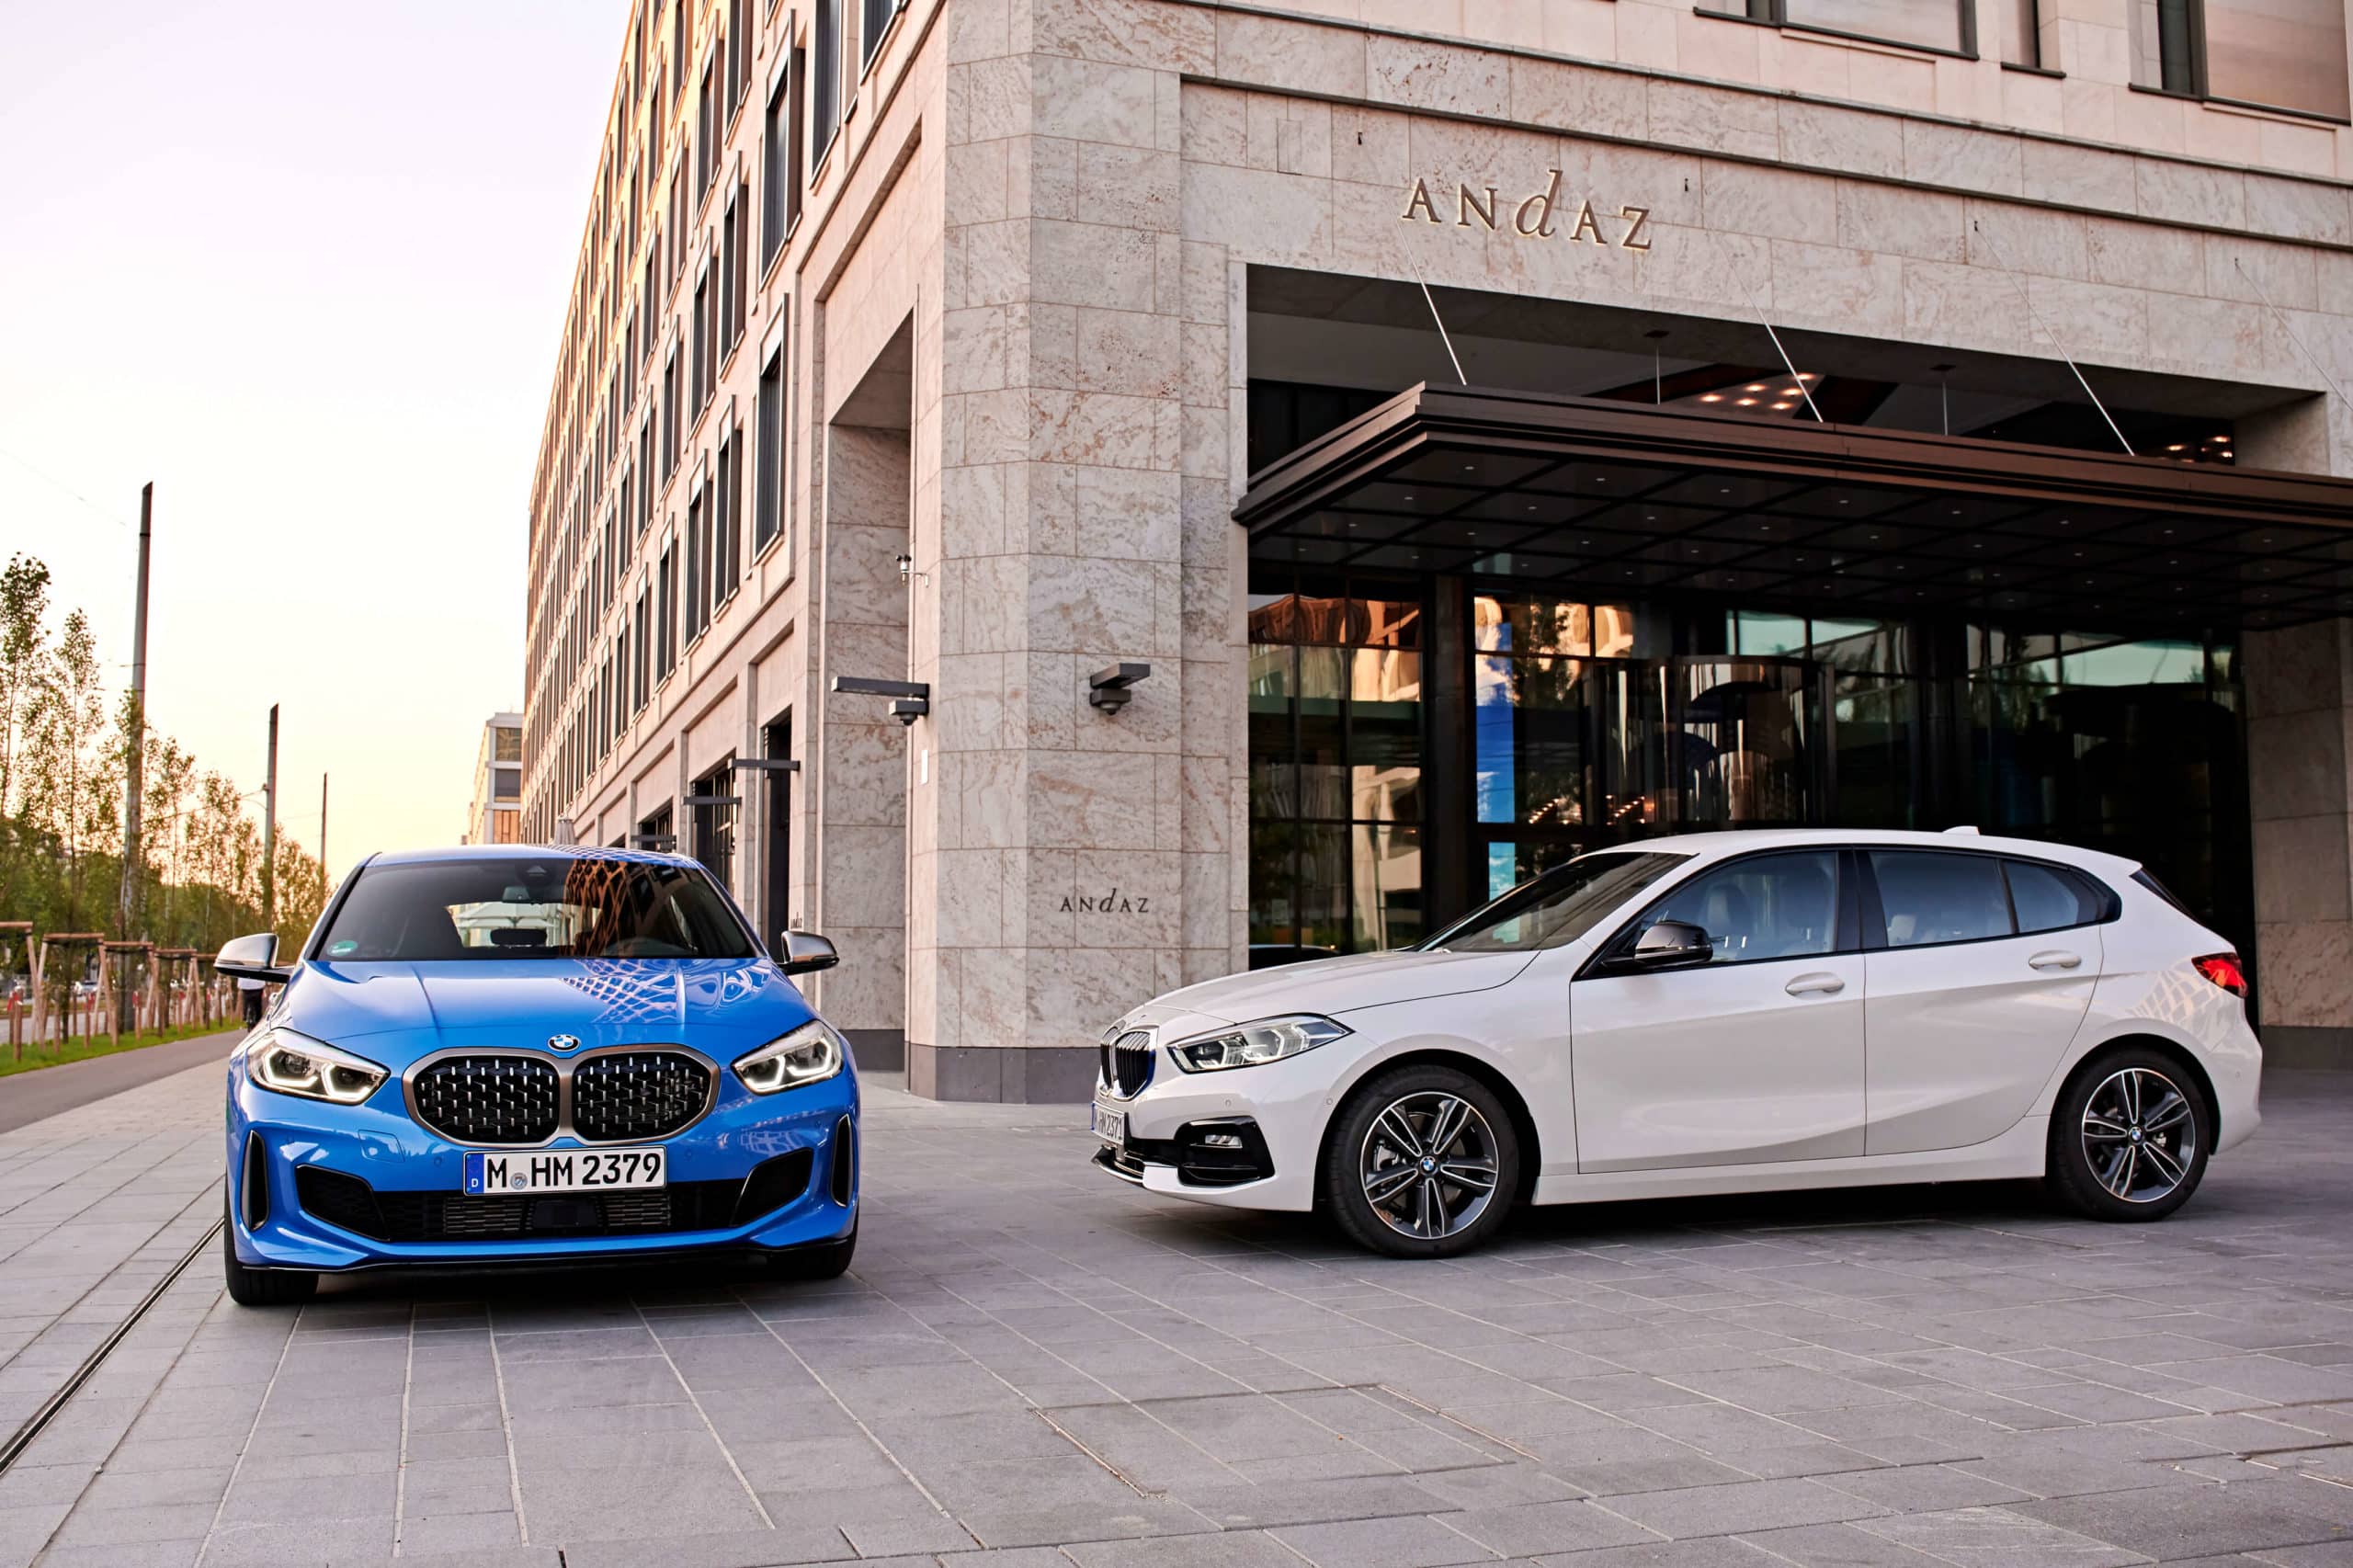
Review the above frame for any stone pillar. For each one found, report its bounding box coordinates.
[914,0,1221,1098]
[815,421,912,1071]
[2242,620,2353,1066]
[2236,395,2353,1067]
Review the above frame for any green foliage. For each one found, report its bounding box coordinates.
[0,553,328,966]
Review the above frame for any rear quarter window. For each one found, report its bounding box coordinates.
[2006,859,2103,935]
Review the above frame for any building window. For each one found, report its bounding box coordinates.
[755,336,785,554]
[632,585,650,710]
[691,268,711,411]
[1699,0,1969,54]
[861,0,903,68]
[719,196,739,352]
[698,55,718,206]
[1247,570,1427,958]
[731,0,751,105]
[788,44,807,230]
[686,484,705,642]
[2002,0,2043,65]
[726,177,748,352]
[761,71,789,267]
[692,760,737,890]
[813,0,842,158]
[662,347,680,480]
[716,424,742,600]
[657,540,676,676]
[2133,0,2347,117]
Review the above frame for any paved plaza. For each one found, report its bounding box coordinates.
[0,1053,2347,1567]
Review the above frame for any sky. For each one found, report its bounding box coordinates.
[0,0,627,875]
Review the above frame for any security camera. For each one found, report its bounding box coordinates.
[1088,662,1152,713]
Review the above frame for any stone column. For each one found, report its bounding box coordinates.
[2235,396,2353,1067]
[915,0,1220,1098]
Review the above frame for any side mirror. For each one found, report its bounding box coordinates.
[213,932,293,985]
[778,930,838,976]
[1621,919,1713,973]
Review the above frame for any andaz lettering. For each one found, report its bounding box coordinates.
[1401,171,1652,252]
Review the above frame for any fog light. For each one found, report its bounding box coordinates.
[1200,1131,1245,1149]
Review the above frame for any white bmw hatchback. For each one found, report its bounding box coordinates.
[1091,828,2261,1257]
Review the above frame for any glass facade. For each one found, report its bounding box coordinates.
[1247,565,2248,966]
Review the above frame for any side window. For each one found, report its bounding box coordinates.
[1871,852,2010,948]
[1636,851,1840,965]
[2006,859,2098,934]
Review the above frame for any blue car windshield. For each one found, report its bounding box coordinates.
[318,856,756,961]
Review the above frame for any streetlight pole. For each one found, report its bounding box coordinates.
[262,705,278,931]
[116,484,153,959]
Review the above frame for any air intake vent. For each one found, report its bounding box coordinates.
[241,1132,269,1231]
[829,1116,856,1206]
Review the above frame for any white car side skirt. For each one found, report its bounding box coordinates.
[1529,1115,2048,1207]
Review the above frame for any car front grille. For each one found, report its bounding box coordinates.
[1099,1028,1154,1098]
[571,1051,712,1142]
[411,1056,561,1144]
[294,1153,814,1244]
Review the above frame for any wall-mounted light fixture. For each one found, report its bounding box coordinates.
[832,675,930,727]
[1088,662,1152,713]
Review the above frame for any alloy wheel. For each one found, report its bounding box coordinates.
[1358,1091,1501,1240]
[2080,1065,2199,1204]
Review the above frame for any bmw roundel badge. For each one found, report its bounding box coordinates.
[548,1034,582,1053]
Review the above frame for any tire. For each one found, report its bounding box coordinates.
[778,1223,857,1280]
[222,1200,317,1307]
[2045,1046,2211,1222]
[1321,1065,1519,1258]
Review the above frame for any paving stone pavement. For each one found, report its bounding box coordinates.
[0,1061,2346,1567]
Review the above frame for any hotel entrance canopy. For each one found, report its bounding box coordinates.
[1234,385,2353,631]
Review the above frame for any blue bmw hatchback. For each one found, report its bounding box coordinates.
[215,846,858,1306]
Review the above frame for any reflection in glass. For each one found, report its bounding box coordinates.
[1350,649,1422,822]
[1298,646,1347,820]
[1785,0,1964,50]
[1350,824,1423,950]
[1834,674,1917,829]
[1475,654,1586,827]
[1673,662,1813,825]
[2205,0,2348,116]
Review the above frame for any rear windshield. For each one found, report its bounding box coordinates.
[317,857,756,961]
[1423,851,1690,953]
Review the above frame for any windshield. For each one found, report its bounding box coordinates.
[317,856,756,961]
[1422,851,1689,953]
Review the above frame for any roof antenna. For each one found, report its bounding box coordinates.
[1972,218,2133,456]
[2234,255,2353,411]
[1715,234,1825,424]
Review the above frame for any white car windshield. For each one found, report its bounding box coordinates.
[1422,851,1690,953]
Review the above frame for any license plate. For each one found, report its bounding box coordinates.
[1090,1101,1126,1147]
[461,1147,666,1196]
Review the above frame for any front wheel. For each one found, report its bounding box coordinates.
[222,1201,316,1307]
[2046,1048,2211,1221]
[1321,1066,1519,1258]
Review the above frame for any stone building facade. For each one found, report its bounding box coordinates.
[524,0,2353,1097]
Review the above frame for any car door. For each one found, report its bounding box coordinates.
[1861,849,2102,1154]
[1571,849,1867,1172]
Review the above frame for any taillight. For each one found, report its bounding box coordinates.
[2193,953,2247,997]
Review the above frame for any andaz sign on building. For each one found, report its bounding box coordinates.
[1402,170,1653,250]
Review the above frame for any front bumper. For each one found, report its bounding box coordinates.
[225,1058,858,1272]
[1090,1035,1348,1212]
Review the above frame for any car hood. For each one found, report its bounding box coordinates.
[269,957,814,1069]
[1124,947,1538,1032]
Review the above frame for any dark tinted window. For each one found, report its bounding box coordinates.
[1430,851,1687,953]
[1640,851,1840,965]
[1872,851,2010,948]
[2006,860,2097,934]
[2133,868,2191,915]
[320,857,755,961]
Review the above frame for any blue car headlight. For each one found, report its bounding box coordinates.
[733,1019,847,1094]
[1167,1014,1350,1073]
[245,1028,390,1105]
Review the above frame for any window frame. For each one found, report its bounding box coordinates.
[1694,0,1979,60]
[2130,0,2353,123]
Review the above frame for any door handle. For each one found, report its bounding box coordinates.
[2029,950,2083,971]
[1785,972,1846,996]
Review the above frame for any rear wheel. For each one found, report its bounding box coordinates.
[222,1199,316,1307]
[2046,1047,2210,1221]
[1321,1065,1519,1258]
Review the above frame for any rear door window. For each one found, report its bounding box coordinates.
[1870,851,2011,949]
[2006,859,2100,934]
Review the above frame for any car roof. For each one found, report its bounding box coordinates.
[1603,827,2142,878]
[362,844,699,869]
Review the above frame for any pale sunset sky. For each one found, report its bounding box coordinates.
[0,0,629,875]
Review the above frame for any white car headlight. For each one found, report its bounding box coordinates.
[1169,1014,1350,1074]
[734,1019,847,1094]
[244,1029,389,1105]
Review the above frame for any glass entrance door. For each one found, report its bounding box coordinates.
[1665,659,1817,828]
